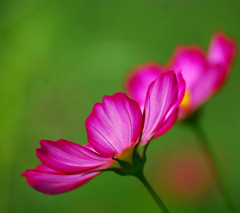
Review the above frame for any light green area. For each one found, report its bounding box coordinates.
[0,0,240,212]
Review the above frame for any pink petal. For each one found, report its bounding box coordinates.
[170,73,187,119]
[208,32,236,68]
[190,64,227,109]
[85,92,143,157]
[21,165,99,194]
[168,46,208,118]
[153,108,179,138]
[190,33,236,110]
[142,71,183,144]
[169,46,207,90]
[174,73,187,110]
[125,63,165,110]
[36,139,112,173]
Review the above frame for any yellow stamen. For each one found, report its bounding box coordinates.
[117,146,135,164]
[180,90,191,109]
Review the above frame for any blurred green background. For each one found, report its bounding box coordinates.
[0,0,239,212]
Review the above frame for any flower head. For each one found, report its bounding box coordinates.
[153,145,214,202]
[125,32,236,119]
[22,71,185,194]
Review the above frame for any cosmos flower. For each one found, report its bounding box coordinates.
[153,145,214,202]
[22,71,185,194]
[125,32,236,119]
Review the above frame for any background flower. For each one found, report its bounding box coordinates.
[152,145,215,203]
[125,32,236,119]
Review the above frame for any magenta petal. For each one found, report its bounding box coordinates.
[190,65,226,109]
[153,108,178,138]
[190,33,236,109]
[208,32,236,68]
[154,73,185,134]
[168,46,209,117]
[36,139,111,173]
[171,73,186,119]
[141,71,180,144]
[21,165,99,194]
[175,73,187,108]
[169,46,207,90]
[86,92,143,156]
[125,63,165,110]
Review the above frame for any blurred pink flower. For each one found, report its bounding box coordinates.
[125,32,236,119]
[153,146,214,202]
[22,71,185,194]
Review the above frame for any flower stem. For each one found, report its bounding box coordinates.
[191,122,237,213]
[136,172,170,213]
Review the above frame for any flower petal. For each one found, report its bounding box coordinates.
[168,46,209,118]
[190,33,236,110]
[169,46,207,90]
[36,139,112,173]
[153,108,179,138]
[21,165,99,194]
[208,32,236,68]
[85,92,143,157]
[142,71,184,143]
[190,64,227,109]
[125,63,165,110]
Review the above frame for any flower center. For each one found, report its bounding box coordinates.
[180,90,191,109]
[117,146,135,164]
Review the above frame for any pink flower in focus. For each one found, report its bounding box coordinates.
[125,32,236,119]
[22,71,185,194]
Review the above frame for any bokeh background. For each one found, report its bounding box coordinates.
[0,0,240,212]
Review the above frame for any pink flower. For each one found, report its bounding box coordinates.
[125,32,236,119]
[22,71,185,194]
[152,146,214,202]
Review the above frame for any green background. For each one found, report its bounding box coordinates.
[0,0,239,212]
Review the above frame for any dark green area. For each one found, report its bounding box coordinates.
[0,0,239,212]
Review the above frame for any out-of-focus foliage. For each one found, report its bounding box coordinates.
[0,0,239,212]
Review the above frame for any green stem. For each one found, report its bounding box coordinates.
[136,172,170,213]
[191,123,237,213]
